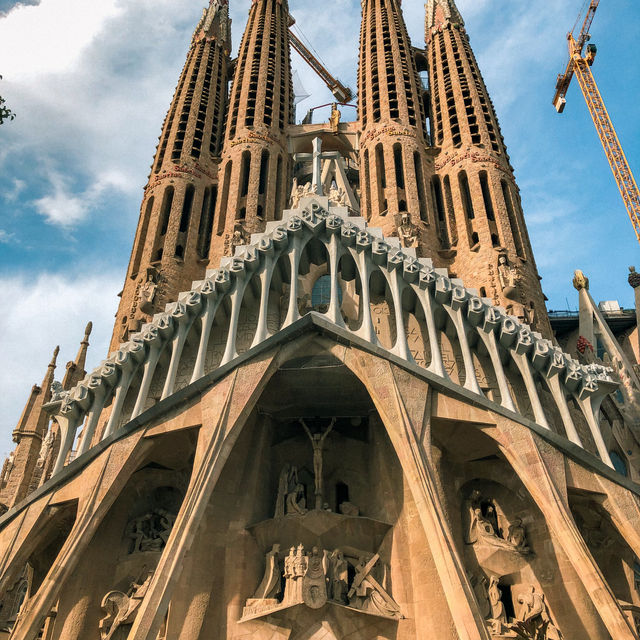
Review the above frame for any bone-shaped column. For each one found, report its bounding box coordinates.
[282,217,306,328]
[438,279,482,396]
[162,295,202,399]
[221,250,258,366]
[191,272,229,383]
[347,226,378,345]
[411,266,449,380]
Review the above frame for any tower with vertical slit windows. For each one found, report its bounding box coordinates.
[2,1,640,639]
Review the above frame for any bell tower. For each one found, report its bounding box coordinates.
[208,0,294,264]
[426,0,551,335]
[358,0,440,256]
[109,0,231,351]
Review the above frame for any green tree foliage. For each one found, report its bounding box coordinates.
[0,76,15,125]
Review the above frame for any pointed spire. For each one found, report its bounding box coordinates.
[425,0,463,34]
[42,345,59,394]
[62,321,92,390]
[13,345,58,440]
[194,0,231,48]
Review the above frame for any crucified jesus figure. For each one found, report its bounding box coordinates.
[300,417,336,510]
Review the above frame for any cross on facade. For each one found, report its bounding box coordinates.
[293,137,340,196]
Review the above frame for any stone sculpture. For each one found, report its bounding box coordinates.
[497,254,520,299]
[507,517,529,551]
[242,544,401,621]
[348,554,401,618]
[397,213,419,248]
[286,483,307,515]
[138,269,158,314]
[275,464,299,517]
[300,417,336,510]
[487,576,507,632]
[99,572,153,640]
[329,103,341,132]
[466,492,529,554]
[49,381,65,402]
[512,585,563,640]
[328,548,349,604]
[36,429,55,469]
[125,509,176,554]
[253,544,282,600]
[302,546,328,609]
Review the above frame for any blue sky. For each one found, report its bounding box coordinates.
[0,0,638,450]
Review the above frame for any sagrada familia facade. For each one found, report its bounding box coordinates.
[2,0,640,638]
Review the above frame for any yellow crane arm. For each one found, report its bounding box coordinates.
[572,50,640,242]
[287,26,353,104]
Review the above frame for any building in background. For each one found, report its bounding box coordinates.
[2,1,640,638]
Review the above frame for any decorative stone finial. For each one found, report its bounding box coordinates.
[84,321,93,337]
[572,270,589,291]
[628,266,640,289]
[50,346,60,367]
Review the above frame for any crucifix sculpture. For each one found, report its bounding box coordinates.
[293,137,340,197]
[299,417,336,510]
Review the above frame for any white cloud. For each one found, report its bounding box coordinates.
[0,0,121,77]
[0,229,14,243]
[0,271,121,455]
[31,169,133,227]
[32,171,90,226]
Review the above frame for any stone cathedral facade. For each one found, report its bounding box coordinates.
[2,0,640,638]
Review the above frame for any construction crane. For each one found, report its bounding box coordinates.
[288,16,353,104]
[552,0,640,243]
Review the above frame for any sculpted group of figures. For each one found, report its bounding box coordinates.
[465,490,563,639]
[242,543,401,621]
[470,575,563,640]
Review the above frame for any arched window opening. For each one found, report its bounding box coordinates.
[414,152,428,223]
[375,144,386,189]
[258,150,269,195]
[393,144,404,190]
[197,186,217,259]
[240,150,251,198]
[179,184,195,233]
[479,171,495,221]
[491,233,499,247]
[363,149,372,221]
[501,180,525,258]
[159,186,175,237]
[443,175,458,246]
[175,244,184,259]
[431,175,450,247]
[216,162,232,236]
[274,155,283,220]
[479,287,487,297]
[238,207,246,221]
[375,144,387,215]
[257,204,263,220]
[471,231,479,246]
[458,171,475,220]
[131,196,154,278]
[399,199,407,212]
